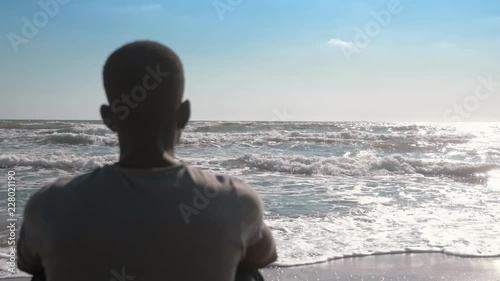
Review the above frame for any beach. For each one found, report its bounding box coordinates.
[2,254,499,281]
[2,0,499,279]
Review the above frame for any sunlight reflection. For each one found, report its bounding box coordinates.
[487,170,500,189]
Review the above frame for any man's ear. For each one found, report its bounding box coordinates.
[100,105,118,132]
[177,100,191,129]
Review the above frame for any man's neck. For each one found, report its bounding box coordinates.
[117,145,178,169]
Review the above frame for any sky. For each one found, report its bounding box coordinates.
[0,0,499,122]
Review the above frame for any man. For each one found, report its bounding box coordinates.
[17,40,277,281]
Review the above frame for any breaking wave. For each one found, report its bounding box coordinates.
[0,154,117,170]
[180,130,472,148]
[41,133,117,146]
[222,154,499,178]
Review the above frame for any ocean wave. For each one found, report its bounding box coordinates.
[222,154,499,178]
[186,121,428,133]
[0,120,75,130]
[0,121,482,149]
[53,123,111,136]
[2,130,470,150]
[2,152,497,179]
[179,130,472,148]
[0,154,117,170]
[0,131,116,146]
[187,121,257,133]
[41,133,117,146]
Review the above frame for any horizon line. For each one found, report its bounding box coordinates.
[1,119,500,124]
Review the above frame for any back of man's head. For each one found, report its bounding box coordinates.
[102,40,185,134]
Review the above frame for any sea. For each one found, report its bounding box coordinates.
[1,120,500,277]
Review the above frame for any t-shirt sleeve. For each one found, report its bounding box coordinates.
[17,187,46,274]
[233,179,265,250]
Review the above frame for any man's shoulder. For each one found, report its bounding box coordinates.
[183,165,261,205]
[182,164,249,191]
[27,167,103,205]
[51,167,101,189]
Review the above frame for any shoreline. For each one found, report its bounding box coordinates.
[2,253,499,281]
[263,253,500,281]
[271,249,500,268]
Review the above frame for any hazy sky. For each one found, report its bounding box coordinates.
[1,0,499,121]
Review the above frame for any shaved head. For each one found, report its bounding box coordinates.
[102,40,185,128]
[101,41,190,163]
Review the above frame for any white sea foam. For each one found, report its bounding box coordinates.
[42,132,117,146]
[179,130,473,147]
[2,152,497,180]
[267,202,500,266]
[0,154,117,170]
[222,154,499,179]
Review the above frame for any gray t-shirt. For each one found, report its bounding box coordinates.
[17,164,265,281]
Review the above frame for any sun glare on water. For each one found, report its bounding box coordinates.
[488,170,500,189]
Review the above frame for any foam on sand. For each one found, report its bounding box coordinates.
[262,253,500,281]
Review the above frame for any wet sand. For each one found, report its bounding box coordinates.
[262,253,500,281]
[3,253,500,281]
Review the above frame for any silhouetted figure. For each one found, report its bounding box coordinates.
[18,41,275,281]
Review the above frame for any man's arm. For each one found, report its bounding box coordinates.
[235,180,278,269]
[17,189,45,275]
[240,224,277,268]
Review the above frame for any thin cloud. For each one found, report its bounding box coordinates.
[327,38,354,48]
[140,4,164,12]
[432,41,456,49]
